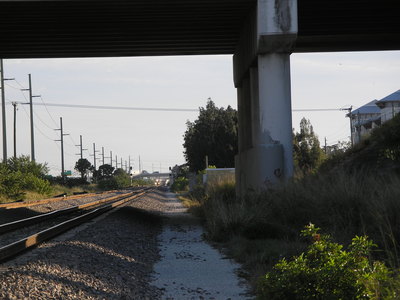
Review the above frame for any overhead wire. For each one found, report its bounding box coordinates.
[26,102,347,113]
[38,96,59,127]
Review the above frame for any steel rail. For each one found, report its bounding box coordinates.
[0,189,119,210]
[0,189,151,262]
[0,190,143,234]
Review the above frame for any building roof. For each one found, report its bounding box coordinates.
[350,100,381,115]
[377,90,400,103]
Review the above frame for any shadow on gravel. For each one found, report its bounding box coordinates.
[1,203,165,299]
[0,207,43,225]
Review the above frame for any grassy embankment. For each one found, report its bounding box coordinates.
[180,114,400,296]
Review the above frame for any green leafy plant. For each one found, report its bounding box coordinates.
[170,176,189,192]
[0,161,52,200]
[257,224,394,300]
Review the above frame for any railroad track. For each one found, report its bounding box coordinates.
[0,188,152,262]
[0,189,120,210]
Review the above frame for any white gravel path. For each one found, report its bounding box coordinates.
[151,192,252,299]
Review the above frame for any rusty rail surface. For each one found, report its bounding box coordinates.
[0,188,152,262]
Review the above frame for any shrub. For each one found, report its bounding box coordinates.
[0,157,52,200]
[22,173,52,194]
[98,172,131,190]
[5,155,48,177]
[170,176,189,192]
[0,170,26,200]
[257,224,394,300]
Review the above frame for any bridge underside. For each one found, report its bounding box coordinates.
[0,0,400,58]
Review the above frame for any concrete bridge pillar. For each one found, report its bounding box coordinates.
[233,0,297,196]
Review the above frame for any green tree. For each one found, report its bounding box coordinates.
[98,164,114,179]
[293,118,325,175]
[6,155,48,177]
[74,158,92,180]
[183,99,238,173]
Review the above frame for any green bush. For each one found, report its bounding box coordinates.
[22,173,52,194]
[170,176,188,192]
[258,224,394,300]
[0,170,26,200]
[0,170,51,200]
[98,171,131,190]
[6,155,48,177]
[0,157,52,200]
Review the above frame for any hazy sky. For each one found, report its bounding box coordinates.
[2,51,400,176]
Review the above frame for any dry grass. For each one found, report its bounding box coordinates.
[0,184,99,204]
[187,170,400,292]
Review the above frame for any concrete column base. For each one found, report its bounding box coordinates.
[235,143,283,197]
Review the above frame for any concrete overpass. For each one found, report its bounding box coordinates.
[133,172,170,179]
[1,0,400,194]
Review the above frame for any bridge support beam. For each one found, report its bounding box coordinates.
[234,0,297,196]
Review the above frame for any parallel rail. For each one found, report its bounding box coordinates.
[0,190,118,210]
[0,188,151,262]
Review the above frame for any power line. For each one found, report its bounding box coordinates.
[6,101,347,113]
[38,96,59,127]
[28,102,200,112]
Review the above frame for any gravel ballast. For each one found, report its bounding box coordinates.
[0,190,165,299]
[0,189,252,299]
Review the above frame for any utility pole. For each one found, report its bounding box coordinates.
[75,135,87,159]
[55,117,69,182]
[21,74,40,161]
[110,150,113,167]
[342,106,353,147]
[120,157,123,171]
[12,102,17,158]
[0,60,15,163]
[90,143,99,170]
[125,160,127,172]
[104,151,111,166]
[128,155,132,171]
[101,147,105,166]
[115,155,118,168]
[357,112,361,144]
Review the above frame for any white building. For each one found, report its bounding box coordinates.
[348,100,381,145]
[376,90,400,123]
[348,90,400,145]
